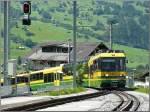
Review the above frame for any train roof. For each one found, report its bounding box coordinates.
[88,52,126,66]
[30,69,44,74]
[16,73,29,77]
[43,66,63,74]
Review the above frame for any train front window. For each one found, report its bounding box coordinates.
[99,58,125,71]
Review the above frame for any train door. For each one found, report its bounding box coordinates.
[54,73,60,86]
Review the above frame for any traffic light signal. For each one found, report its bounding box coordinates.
[22,15,31,25]
[22,1,31,25]
[23,1,31,14]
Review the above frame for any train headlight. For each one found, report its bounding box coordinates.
[105,74,108,77]
[120,74,124,76]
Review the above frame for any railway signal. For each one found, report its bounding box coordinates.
[23,1,31,14]
[22,15,31,25]
[22,1,31,25]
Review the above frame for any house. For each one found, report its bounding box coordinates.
[134,72,149,88]
[25,41,109,70]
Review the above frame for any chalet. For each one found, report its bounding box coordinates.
[25,41,109,70]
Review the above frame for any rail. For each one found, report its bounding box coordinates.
[112,91,140,111]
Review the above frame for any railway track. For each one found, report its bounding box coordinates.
[1,90,110,111]
[1,88,140,111]
[112,91,140,111]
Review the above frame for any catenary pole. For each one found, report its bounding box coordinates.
[0,0,2,107]
[109,23,112,50]
[3,0,9,85]
[73,0,77,88]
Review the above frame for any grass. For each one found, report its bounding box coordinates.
[134,87,149,94]
[113,44,149,68]
[0,0,148,70]
[34,87,86,96]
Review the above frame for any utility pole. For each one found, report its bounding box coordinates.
[0,0,2,107]
[8,1,10,59]
[109,23,112,50]
[68,39,71,64]
[3,0,9,85]
[73,0,77,88]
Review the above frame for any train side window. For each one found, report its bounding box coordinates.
[30,74,34,81]
[11,78,15,85]
[17,77,24,83]
[51,73,55,82]
[25,77,28,83]
[21,77,24,83]
[60,73,63,80]
[39,73,43,79]
[37,74,39,80]
[44,75,47,83]
[98,59,101,70]
[17,77,20,83]
[44,73,54,83]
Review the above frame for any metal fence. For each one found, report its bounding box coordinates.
[0,86,12,97]
[0,85,30,97]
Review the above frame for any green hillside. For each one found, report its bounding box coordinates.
[0,0,149,70]
[113,44,149,68]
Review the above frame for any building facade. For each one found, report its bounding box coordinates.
[25,41,108,70]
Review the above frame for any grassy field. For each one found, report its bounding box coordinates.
[1,19,149,69]
[0,0,149,70]
[113,44,149,68]
[134,87,149,94]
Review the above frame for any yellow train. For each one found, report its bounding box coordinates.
[1,66,73,91]
[1,50,127,90]
[86,50,127,88]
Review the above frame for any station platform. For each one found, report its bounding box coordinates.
[1,88,98,107]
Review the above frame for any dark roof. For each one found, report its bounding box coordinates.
[140,72,149,78]
[40,41,68,47]
[28,49,68,61]
[26,41,109,62]
[70,42,108,61]
[135,72,149,82]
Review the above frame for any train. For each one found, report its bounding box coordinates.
[1,66,73,91]
[86,50,127,88]
[0,49,127,91]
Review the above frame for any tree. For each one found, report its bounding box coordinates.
[41,11,52,20]
[76,63,88,86]
[25,39,37,48]
[107,17,118,25]
[92,20,104,31]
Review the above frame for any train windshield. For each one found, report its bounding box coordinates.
[99,58,125,71]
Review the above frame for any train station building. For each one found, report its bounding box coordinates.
[25,42,109,70]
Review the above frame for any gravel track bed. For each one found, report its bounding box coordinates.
[37,93,121,111]
[126,91,149,111]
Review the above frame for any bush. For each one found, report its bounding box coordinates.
[48,87,86,96]
[26,31,35,37]
[24,39,37,48]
